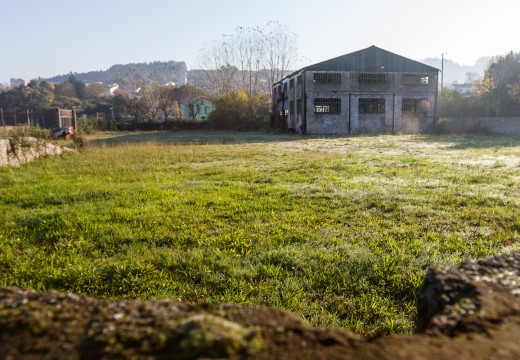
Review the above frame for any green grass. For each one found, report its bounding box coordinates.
[1,131,520,337]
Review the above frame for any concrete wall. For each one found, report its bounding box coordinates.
[436,117,520,135]
[302,71,437,135]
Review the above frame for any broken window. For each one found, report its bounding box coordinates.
[314,73,341,84]
[359,73,386,85]
[314,98,341,113]
[359,98,385,113]
[402,74,429,85]
[402,98,430,112]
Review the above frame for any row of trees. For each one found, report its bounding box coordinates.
[197,21,299,130]
[439,51,520,118]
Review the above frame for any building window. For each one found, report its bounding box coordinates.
[297,74,303,85]
[403,74,429,85]
[314,98,341,113]
[402,98,430,112]
[359,98,385,113]
[359,73,386,85]
[283,82,288,91]
[297,99,303,114]
[290,100,295,115]
[290,78,295,88]
[314,73,341,84]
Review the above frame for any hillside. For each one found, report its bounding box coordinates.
[46,61,188,88]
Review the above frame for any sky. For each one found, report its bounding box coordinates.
[1,0,518,84]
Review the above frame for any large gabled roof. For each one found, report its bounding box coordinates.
[302,45,439,73]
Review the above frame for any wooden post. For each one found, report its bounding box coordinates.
[13,109,17,126]
[72,110,77,131]
[27,109,31,127]
[0,108,4,127]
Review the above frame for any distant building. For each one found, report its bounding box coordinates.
[273,46,439,135]
[10,78,25,88]
[180,98,214,121]
[447,83,476,96]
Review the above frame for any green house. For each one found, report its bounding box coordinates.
[180,98,214,121]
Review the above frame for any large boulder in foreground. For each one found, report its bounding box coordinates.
[1,252,519,359]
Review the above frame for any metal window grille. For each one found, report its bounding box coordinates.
[314,73,341,84]
[359,73,386,85]
[402,98,429,112]
[314,98,341,113]
[359,98,385,113]
[403,74,429,85]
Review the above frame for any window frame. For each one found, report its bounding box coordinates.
[313,73,342,85]
[313,98,341,114]
[359,73,386,85]
[359,98,385,114]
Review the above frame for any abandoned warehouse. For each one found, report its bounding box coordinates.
[273,46,439,135]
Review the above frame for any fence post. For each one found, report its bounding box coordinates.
[27,109,31,127]
[0,108,4,127]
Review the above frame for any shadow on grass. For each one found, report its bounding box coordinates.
[89,130,341,146]
[411,134,520,149]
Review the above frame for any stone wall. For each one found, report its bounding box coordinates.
[1,252,520,359]
[0,137,72,167]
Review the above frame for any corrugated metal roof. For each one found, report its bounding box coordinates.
[302,45,439,73]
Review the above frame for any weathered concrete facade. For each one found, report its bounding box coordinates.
[273,46,439,135]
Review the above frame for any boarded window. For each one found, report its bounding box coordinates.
[402,98,430,112]
[297,99,303,114]
[314,98,341,113]
[359,73,386,85]
[314,73,341,84]
[359,98,385,113]
[403,74,429,85]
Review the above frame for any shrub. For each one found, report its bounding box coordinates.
[209,91,270,131]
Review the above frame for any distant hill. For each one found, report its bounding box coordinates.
[420,57,491,85]
[45,61,188,89]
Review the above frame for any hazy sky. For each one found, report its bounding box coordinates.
[1,0,518,84]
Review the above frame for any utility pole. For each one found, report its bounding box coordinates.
[441,53,444,91]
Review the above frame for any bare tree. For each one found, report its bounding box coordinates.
[261,21,298,95]
[198,22,298,97]
[198,37,239,98]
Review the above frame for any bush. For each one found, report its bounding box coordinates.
[209,91,270,131]
[77,117,117,134]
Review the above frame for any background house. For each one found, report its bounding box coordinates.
[273,46,439,135]
[179,98,214,121]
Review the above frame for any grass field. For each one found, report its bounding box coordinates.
[1,131,520,337]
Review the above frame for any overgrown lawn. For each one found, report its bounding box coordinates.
[1,132,519,336]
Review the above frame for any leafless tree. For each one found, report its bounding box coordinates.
[198,22,298,97]
[261,21,298,95]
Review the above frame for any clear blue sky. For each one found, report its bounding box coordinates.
[1,0,518,84]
